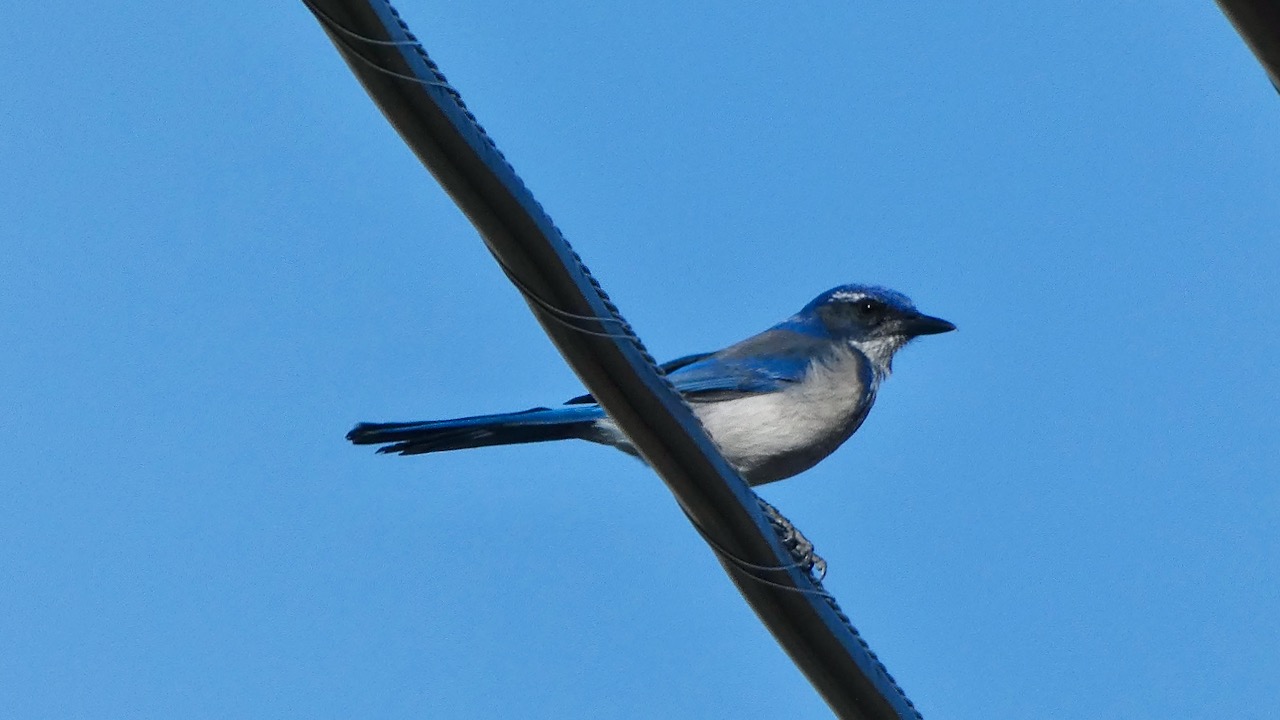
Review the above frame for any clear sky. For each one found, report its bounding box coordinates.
[3,2,1278,718]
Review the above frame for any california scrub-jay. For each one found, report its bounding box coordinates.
[348,284,954,485]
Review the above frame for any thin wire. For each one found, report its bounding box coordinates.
[304,1,453,91]
[492,253,629,327]
[491,256,637,341]
[304,1,638,343]
[302,0,420,47]
[678,503,835,599]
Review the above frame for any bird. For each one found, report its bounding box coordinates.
[347,284,954,486]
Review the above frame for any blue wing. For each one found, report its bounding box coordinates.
[666,328,825,402]
[562,328,831,405]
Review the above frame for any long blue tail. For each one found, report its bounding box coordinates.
[347,405,606,456]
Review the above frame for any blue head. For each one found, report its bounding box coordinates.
[788,284,955,371]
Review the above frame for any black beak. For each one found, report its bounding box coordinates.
[902,312,956,337]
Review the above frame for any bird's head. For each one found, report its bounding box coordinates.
[792,284,955,373]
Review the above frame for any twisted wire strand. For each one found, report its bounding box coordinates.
[303,0,419,47]
[678,502,834,597]
[306,0,639,345]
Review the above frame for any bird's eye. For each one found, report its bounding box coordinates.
[854,299,886,318]
[849,297,890,325]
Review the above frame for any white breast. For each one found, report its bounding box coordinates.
[691,348,876,483]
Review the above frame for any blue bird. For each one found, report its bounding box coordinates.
[347,284,954,486]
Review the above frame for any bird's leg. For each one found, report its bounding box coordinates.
[756,496,827,580]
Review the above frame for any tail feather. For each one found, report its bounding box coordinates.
[347,405,605,456]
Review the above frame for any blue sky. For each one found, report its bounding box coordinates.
[3,2,1278,718]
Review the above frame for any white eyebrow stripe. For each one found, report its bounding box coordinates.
[828,291,869,302]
